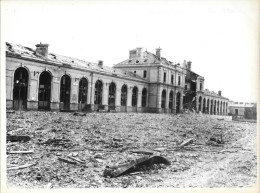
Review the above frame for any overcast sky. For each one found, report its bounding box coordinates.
[2,0,259,103]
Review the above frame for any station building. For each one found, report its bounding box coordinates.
[5,42,229,114]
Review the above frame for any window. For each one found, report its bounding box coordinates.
[171,74,174,84]
[200,83,202,91]
[143,70,147,78]
[185,85,187,90]
[163,72,166,83]
[178,75,181,85]
[134,71,136,73]
[235,109,238,115]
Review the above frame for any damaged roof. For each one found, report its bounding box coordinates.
[114,51,178,68]
[6,42,147,82]
[202,90,229,100]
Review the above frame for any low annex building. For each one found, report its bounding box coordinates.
[228,101,257,119]
[5,42,229,114]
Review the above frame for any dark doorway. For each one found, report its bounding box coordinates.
[60,75,71,110]
[94,80,103,105]
[13,67,29,110]
[235,109,238,115]
[210,100,214,114]
[169,91,173,112]
[199,96,202,112]
[121,84,127,112]
[203,98,206,113]
[161,90,166,113]
[132,86,138,112]
[78,78,88,111]
[38,71,51,110]
[141,88,147,107]
[108,82,116,110]
[176,92,181,113]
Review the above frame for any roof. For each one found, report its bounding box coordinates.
[6,42,147,82]
[228,101,256,108]
[114,51,180,69]
[201,90,229,100]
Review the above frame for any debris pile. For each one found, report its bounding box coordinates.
[5,111,257,188]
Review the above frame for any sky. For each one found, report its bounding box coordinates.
[1,0,259,103]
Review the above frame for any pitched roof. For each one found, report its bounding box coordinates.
[6,42,147,82]
[114,51,178,67]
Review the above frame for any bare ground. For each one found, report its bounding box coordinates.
[6,111,257,188]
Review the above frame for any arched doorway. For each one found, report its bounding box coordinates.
[220,101,222,115]
[207,99,210,114]
[169,91,173,113]
[60,75,71,110]
[176,92,181,113]
[121,84,127,112]
[132,86,138,112]
[78,78,88,111]
[108,82,116,110]
[198,96,202,112]
[142,88,147,108]
[210,99,213,115]
[94,80,103,107]
[161,90,166,112]
[203,98,206,113]
[13,67,29,110]
[38,71,51,110]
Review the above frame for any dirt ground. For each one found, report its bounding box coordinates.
[6,111,257,188]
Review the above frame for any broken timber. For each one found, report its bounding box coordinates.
[6,135,31,142]
[103,156,171,178]
[7,163,36,170]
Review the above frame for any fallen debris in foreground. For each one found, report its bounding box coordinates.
[103,156,171,178]
[6,135,31,142]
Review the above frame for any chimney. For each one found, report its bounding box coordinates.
[218,90,222,96]
[129,49,137,59]
[156,47,161,59]
[136,47,143,58]
[35,43,49,57]
[98,60,103,68]
[187,61,192,70]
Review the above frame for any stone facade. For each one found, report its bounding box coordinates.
[5,42,229,114]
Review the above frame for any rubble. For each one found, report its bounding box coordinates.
[5,111,257,188]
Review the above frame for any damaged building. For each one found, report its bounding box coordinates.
[5,42,229,114]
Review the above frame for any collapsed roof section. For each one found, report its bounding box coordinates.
[5,42,147,82]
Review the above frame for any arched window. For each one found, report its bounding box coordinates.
[161,90,166,108]
[142,88,147,107]
[78,78,88,104]
[169,91,173,109]
[38,71,52,110]
[60,75,71,110]
[95,80,103,105]
[121,85,127,106]
[108,82,116,107]
[13,67,29,110]
[132,86,138,107]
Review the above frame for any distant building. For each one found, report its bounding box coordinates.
[228,101,257,119]
[5,42,229,114]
